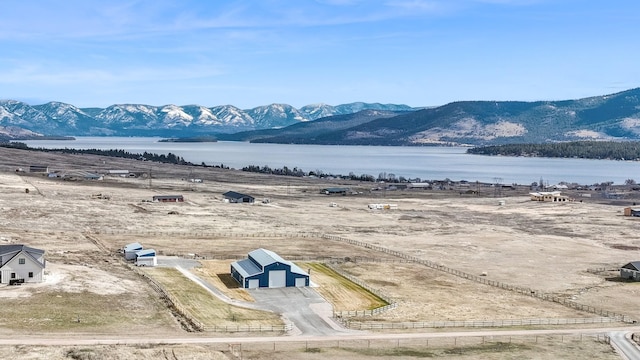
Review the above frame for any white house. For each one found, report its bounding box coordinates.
[0,245,46,284]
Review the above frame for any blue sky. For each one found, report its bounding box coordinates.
[0,0,638,109]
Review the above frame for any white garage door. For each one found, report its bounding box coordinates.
[268,270,286,288]
[247,279,259,289]
[295,277,306,287]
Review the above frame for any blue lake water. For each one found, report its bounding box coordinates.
[20,137,640,186]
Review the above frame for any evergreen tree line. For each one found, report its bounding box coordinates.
[1,142,190,165]
[467,141,640,160]
[241,165,388,182]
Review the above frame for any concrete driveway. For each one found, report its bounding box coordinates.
[250,286,355,336]
[155,256,355,335]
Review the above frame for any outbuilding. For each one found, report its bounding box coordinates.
[624,207,640,217]
[621,262,640,281]
[321,187,349,195]
[223,191,255,203]
[230,248,309,289]
[0,245,46,284]
[123,242,143,260]
[153,195,184,202]
[135,249,157,267]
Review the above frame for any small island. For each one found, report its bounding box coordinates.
[467,140,640,161]
[158,136,217,143]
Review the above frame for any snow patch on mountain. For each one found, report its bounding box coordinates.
[410,118,527,143]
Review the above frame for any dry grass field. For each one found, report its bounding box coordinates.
[0,147,637,358]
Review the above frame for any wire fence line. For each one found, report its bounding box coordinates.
[344,317,618,330]
[104,230,634,326]
[130,265,291,333]
[186,333,613,354]
[321,262,397,318]
[129,265,205,332]
[319,234,636,324]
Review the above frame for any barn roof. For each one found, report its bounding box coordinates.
[248,248,308,276]
[232,258,262,278]
[622,261,640,271]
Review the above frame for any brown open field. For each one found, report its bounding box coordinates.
[0,147,638,358]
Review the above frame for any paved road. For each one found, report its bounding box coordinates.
[250,286,354,336]
[610,331,640,360]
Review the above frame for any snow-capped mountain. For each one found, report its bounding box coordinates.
[0,99,416,137]
[246,103,307,128]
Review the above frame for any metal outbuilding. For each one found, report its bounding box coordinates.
[135,249,157,267]
[123,242,143,260]
[230,248,309,289]
[153,195,184,202]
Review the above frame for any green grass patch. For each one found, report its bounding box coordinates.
[145,267,281,328]
[301,262,389,311]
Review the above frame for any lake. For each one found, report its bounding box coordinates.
[20,137,640,186]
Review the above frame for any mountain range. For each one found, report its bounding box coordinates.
[0,100,414,139]
[2,88,640,146]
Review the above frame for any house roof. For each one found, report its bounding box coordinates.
[232,258,263,278]
[223,191,254,199]
[0,245,44,257]
[0,245,45,268]
[622,261,640,271]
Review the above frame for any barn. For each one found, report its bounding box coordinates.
[135,249,157,267]
[153,195,184,202]
[321,187,349,195]
[123,242,143,260]
[230,248,309,289]
[0,245,46,284]
[223,191,255,203]
[621,261,640,281]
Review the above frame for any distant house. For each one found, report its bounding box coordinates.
[321,187,349,195]
[624,207,640,217]
[223,191,255,203]
[153,195,184,202]
[230,248,309,289]
[0,245,46,284]
[621,262,640,281]
[529,191,570,202]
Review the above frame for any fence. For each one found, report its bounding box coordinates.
[130,265,205,332]
[322,262,397,318]
[110,230,634,326]
[131,265,292,333]
[185,333,614,355]
[319,234,636,323]
[344,317,618,330]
